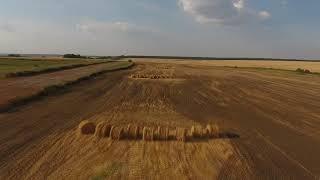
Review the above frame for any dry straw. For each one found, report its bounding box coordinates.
[211,124,219,138]
[95,122,111,138]
[142,127,148,141]
[191,125,203,138]
[142,127,154,141]
[126,124,131,138]
[150,128,155,141]
[165,127,169,140]
[78,120,96,135]
[126,124,139,139]
[134,126,140,139]
[118,128,124,140]
[102,124,112,138]
[109,126,116,140]
[168,128,177,140]
[109,126,125,140]
[176,128,187,142]
[157,126,166,140]
[94,121,106,138]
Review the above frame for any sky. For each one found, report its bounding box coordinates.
[0,0,319,59]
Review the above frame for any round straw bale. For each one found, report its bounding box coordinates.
[190,126,196,138]
[150,128,155,141]
[142,127,153,141]
[211,124,219,138]
[168,128,177,140]
[118,128,124,140]
[205,124,212,137]
[197,125,204,138]
[134,126,140,139]
[94,121,106,138]
[127,124,139,139]
[190,125,204,138]
[137,126,143,139]
[202,128,209,138]
[165,127,169,140]
[142,127,148,141]
[156,126,164,140]
[78,120,96,135]
[125,124,131,138]
[176,128,187,142]
[109,126,125,140]
[109,126,116,140]
[102,124,112,137]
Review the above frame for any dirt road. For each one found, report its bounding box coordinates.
[0,61,319,179]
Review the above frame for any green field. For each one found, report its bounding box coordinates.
[0,58,98,78]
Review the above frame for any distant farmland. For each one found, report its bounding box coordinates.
[0,58,98,78]
[132,58,320,73]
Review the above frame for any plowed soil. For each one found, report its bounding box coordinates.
[0,60,319,179]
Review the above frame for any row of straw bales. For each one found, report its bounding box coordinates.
[78,121,219,142]
[131,74,172,79]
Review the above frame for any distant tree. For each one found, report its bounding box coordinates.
[96,56,111,59]
[63,54,85,58]
[8,54,21,57]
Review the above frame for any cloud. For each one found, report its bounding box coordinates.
[76,20,155,34]
[178,0,271,25]
[259,11,271,20]
[0,18,160,55]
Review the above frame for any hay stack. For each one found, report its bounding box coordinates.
[176,128,187,142]
[109,126,125,140]
[142,127,153,141]
[150,128,155,141]
[94,121,106,138]
[109,126,116,140]
[126,124,139,139]
[78,120,96,135]
[165,127,169,140]
[168,128,177,140]
[205,124,213,138]
[190,126,195,138]
[118,128,124,140]
[211,124,219,138]
[203,124,219,138]
[157,126,168,140]
[102,124,112,138]
[135,126,141,139]
[94,122,111,138]
[125,124,131,138]
[142,127,147,141]
[190,125,203,138]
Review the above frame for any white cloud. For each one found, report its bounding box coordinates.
[0,18,159,55]
[76,20,154,34]
[178,0,271,25]
[259,11,271,20]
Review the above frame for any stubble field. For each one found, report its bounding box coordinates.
[0,59,319,179]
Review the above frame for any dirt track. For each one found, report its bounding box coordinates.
[0,61,319,179]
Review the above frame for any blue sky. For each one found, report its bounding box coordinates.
[0,0,319,59]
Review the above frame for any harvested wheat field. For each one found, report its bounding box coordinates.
[0,60,320,179]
